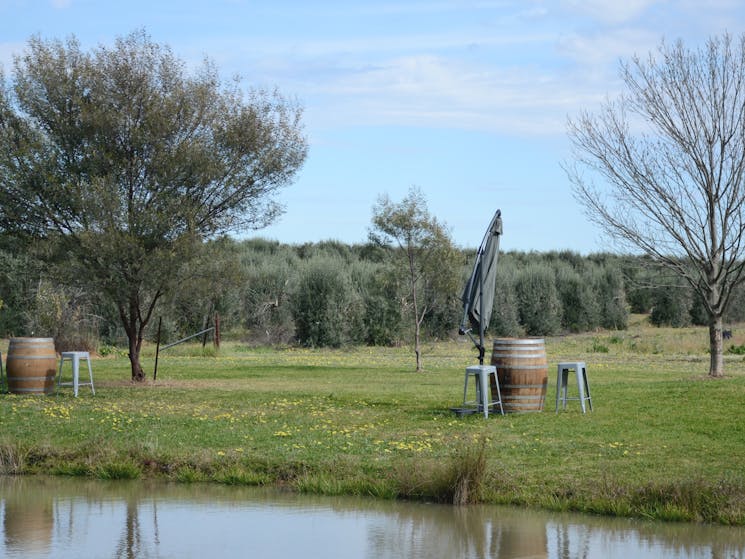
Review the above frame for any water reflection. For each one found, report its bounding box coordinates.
[0,476,743,558]
[3,479,53,556]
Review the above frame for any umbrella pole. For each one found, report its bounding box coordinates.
[478,246,486,365]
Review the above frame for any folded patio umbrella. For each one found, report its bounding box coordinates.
[460,209,502,364]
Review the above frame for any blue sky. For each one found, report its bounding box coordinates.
[1,1,744,252]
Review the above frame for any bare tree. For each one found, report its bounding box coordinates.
[370,187,459,371]
[566,33,745,378]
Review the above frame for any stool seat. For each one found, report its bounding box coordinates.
[555,361,592,413]
[58,351,95,397]
[463,365,504,418]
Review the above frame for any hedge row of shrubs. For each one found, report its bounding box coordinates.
[1,238,742,349]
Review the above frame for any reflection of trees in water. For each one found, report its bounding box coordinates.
[114,498,140,559]
[0,477,164,559]
[114,497,148,559]
[112,490,161,559]
[365,504,547,559]
[547,516,745,559]
[552,522,590,559]
[366,503,745,559]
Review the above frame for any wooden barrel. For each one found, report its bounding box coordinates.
[6,338,58,395]
[496,511,548,558]
[3,497,53,554]
[490,338,548,413]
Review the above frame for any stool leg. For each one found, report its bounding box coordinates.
[474,374,482,411]
[576,367,586,413]
[86,357,95,395]
[479,371,489,418]
[72,355,80,397]
[582,366,592,411]
[57,357,65,391]
[463,370,470,406]
[555,365,562,412]
[490,372,504,415]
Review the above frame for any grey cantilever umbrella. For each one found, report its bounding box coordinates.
[459,209,502,364]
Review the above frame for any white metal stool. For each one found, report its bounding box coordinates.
[57,351,95,397]
[555,361,592,413]
[463,364,504,418]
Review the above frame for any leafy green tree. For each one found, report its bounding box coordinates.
[0,31,307,380]
[370,187,459,371]
[0,241,43,336]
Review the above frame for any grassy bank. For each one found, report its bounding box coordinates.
[2,316,745,525]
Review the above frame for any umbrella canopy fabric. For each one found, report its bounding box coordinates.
[460,210,502,342]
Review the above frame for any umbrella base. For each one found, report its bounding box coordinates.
[449,407,479,417]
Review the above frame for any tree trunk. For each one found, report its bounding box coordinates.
[128,333,146,382]
[409,249,423,372]
[118,288,161,383]
[709,314,724,378]
[119,294,147,383]
[414,320,422,372]
[412,283,423,371]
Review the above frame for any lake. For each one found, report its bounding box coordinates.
[1,476,744,558]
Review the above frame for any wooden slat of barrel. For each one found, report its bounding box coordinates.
[6,338,58,395]
[490,338,548,413]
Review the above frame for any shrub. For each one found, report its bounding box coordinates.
[555,262,600,333]
[351,261,403,346]
[594,264,628,330]
[649,284,691,327]
[689,291,709,326]
[515,263,562,336]
[290,257,363,347]
[243,260,295,344]
[489,264,522,337]
[724,283,745,323]
[590,338,610,353]
[94,460,142,480]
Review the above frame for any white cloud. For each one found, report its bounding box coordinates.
[301,53,610,135]
[560,0,663,24]
[556,28,661,66]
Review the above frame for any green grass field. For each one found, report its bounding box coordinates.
[2,315,745,524]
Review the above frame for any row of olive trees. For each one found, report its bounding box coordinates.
[489,252,628,337]
[16,235,745,350]
[0,236,639,348]
[184,242,636,346]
